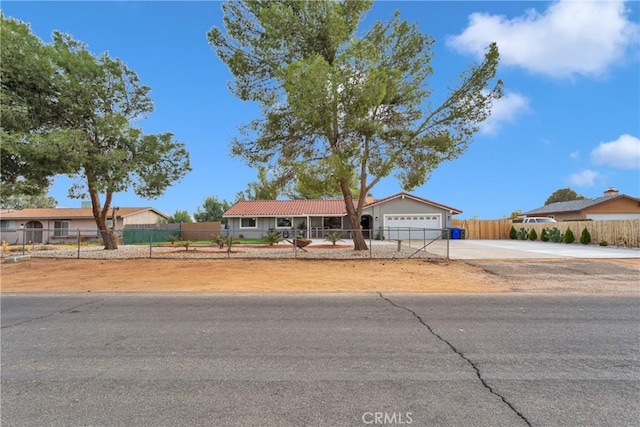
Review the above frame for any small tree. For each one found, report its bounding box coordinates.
[580,227,591,245]
[528,229,537,241]
[324,231,343,246]
[194,196,231,223]
[262,230,283,246]
[547,227,564,243]
[509,226,517,240]
[563,228,575,244]
[167,210,192,223]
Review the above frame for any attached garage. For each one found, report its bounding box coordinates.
[383,214,442,240]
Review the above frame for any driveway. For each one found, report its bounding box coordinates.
[407,239,640,260]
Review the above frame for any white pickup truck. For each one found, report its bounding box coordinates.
[522,217,557,223]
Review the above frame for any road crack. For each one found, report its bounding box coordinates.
[1,299,105,329]
[378,292,532,427]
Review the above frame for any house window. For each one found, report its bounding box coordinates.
[240,217,257,228]
[0,220,12,230]
[276,217,292,228]
[54,220,70,237]
[323,217,342,229]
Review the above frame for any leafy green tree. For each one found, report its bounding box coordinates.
[528,228,537,241]
[208,1,502,250]
[509,226,517,240]
[545,188,584,205]
[1,192,57,209]
[167,210,192,223]
[194,196,231,222]
[235,167,280,201]
[1,19,191,249]
[0,16,80,201]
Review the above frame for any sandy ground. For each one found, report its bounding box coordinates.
[1,258,638,294]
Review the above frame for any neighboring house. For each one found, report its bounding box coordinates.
[223,192,462,240]
[0,207,168,244]
[523,188,640,221]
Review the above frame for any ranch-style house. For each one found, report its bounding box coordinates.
[223,192,462,240]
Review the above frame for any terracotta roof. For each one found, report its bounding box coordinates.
[0,207,167,220]
[224,192,462,216]
[224,199,350,216]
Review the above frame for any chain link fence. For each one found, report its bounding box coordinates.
[1,227,453,260]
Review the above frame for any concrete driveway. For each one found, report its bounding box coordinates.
[403,239,640,260]
[448,240,640,259]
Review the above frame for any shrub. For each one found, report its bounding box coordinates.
[579,227,591,245]
[547,227,564,243]
[528,229,537,241]
[324,231,343,246]
[509,226,517,240]
[563,228,575,244]
[516,228,529,240]
[182,240,193,251]
[540,228,549,242]
[262,230,283,246]
[599,240,608,246]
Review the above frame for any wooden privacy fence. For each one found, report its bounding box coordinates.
[452,219,640,247]
[452,219,512,240]
[179,222,222,241]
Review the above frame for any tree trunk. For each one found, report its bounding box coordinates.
[340,179,368,250]
[99,228,119,250]
[88,182,118,250]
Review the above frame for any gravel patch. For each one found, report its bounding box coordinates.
[18,241,440,260]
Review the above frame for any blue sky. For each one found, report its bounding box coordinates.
[3,1,639,219]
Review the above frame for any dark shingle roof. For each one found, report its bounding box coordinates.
[524,195,627,215]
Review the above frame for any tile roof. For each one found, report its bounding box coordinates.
[524,195,638,215]
[0,207,165,220]
[224,192,462,216]
[224,199,350,216]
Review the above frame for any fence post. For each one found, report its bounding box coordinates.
[21,225,25,255]
[149,229,153,259]
[446,228,450,260]
[77,229,81,259]
[369,232,372,259]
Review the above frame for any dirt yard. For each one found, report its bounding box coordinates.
[2,258,638,294]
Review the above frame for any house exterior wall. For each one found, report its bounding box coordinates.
[123,210,165,225]
[583,198,640,218]
[546,212,580,222]
[0,218,126,244]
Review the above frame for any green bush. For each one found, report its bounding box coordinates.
[516,228,529,240]
[599,240,608,246]
[509,226,517,240]
[579,227,591,245]
[563,228,575,244]
[547,227,564,243]
[540,228,549,242]
[262,230,283,246]
[528,229,537,241]
[324,231,343,246]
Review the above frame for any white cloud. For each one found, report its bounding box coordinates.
[568,169,600,186]
[480,91,530,135]
[591,134,640,169]
[569,151,580,160]
[448,0,639,78]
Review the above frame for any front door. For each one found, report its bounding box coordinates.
[25,221,43,244]
[360,215,372,238]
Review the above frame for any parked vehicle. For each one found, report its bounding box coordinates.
[522,217,557,223]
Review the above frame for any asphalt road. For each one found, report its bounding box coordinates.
[2,294,639,426]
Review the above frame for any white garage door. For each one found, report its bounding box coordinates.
[384,214,442,240]
[587,213,640,220]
